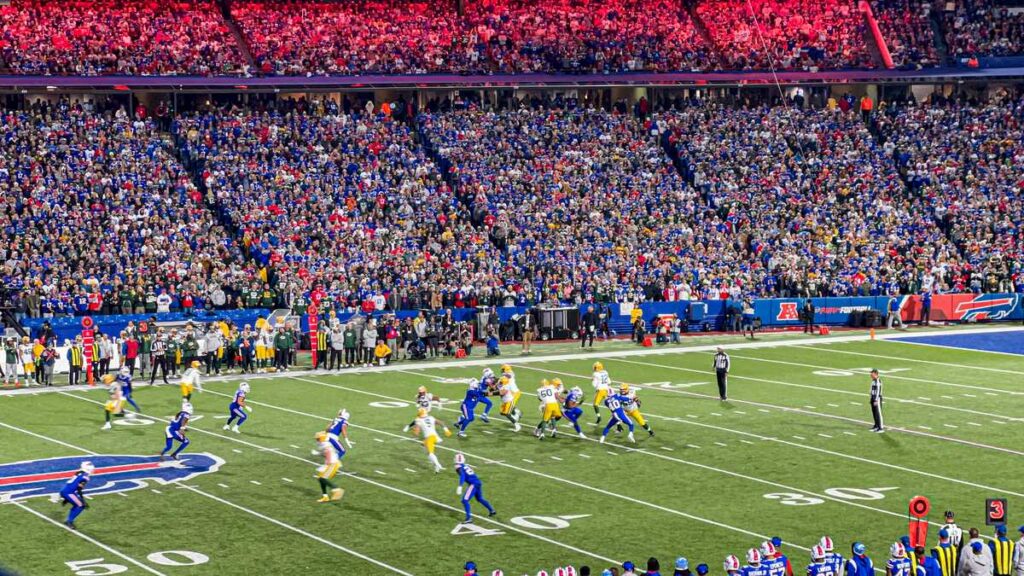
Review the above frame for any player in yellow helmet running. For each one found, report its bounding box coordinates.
[592,361,611,424]
[311,431,344,503]
[534,379,563,439]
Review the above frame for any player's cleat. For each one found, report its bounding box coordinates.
[578,432,586,439]
[317,495,330,503]
[223,424,230,431]
[599,435,606,444]
[595,415,602,425]
[549,428,557,438]
[480,414,490,423]
[330,488,344,501]
[434,465,444,473]
[462,518,474,524]
[402,425,410,432]
[457,431,466,438]
[231,425,240,434]
[616,425,623,434]
[64,521,76,530]
[648,429,655,437]
[101,422,111,430]
[488,510,497,517]
[628,432,636,443]
[874,428,885,433]
[513,423,521,432]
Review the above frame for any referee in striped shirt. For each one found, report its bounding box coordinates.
[713,347,730,400]
[870,369,884,432]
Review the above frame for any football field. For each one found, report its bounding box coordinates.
[1,329,1022,576]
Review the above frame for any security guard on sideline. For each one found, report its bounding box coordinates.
[933,528,959,576]
[991,525,1015,576]
[315,324,329,370]
[870,369,884,432]
[713,347,730,400]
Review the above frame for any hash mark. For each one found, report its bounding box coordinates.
[232,449,243,454]
[792,435,806,440]
[758,409,771,413]
[803,405,816,410]
[710,412,722,417]
[714,442,728,447]
[827,403,840,408]
[843,431,857,436]
[606,451,619,456]
[943,424,958,429]
[993,420,1008,425]
[739,439,754,445]
[578,453,591,459]
[217,483,230,489]
[151,489,162,494]
[522,459,535,464]
[250,480,262,485]
[660,446,675,451]
[967,422,982,427]
[373,438,385,443]
[404,468,418,474]
[818,433,832,438]
[289,444,301,449]
[374,470,387,476]
[281,478,293,483]
[687,444,701,449]
[733,410,747,415]
[918,425,932,430]
[550,456,563,461]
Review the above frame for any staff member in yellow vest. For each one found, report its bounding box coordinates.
[903,537,919,571]
[991,525,1015,576]
[932,528,960,576]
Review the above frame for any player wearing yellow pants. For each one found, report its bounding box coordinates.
[498,375,523,431]
[620,384,654,437]
[410,408,451,473]
[591,362,612,423]
[101,374,126,430]
[312,432,344,503]
[535,379,563,439]
[180,360,202,400]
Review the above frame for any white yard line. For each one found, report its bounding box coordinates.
[30,397,622,568]
[12,501,169,576]
[795,342,1024,377]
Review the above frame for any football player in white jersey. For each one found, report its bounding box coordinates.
[311,431,344,503]
[498,375,522,431]
[409,408,452,472]
[534,379,563,439]
[404,386,439,431]
[591,362,612,424]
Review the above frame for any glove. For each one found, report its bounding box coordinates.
[443,428,452,438]
[456,486,463,496]
[310,449,320,456]
[244,406,253,413]
[345,439,353,449]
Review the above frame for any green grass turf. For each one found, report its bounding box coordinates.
[1,333,1022,576]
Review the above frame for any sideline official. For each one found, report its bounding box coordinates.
[870,369,884,432]
[713,347,730,400]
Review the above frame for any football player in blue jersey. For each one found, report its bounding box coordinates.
[599,390,635,444]
[808,546,838,576]
[743,549,770,576]
[820,536,844,576]
[59,461,93,529]
[476,368,496,423]
[456,379,483,437]
[845,542,874,576]
[116,367,141,413]
[561,386,587,439]
[223,382,252,433]
[325,408,353,458]
[453,453,496,524]
[160,401,192,460]
[762,541,788,576]
[886,543,911,576]
[725,555,742,576]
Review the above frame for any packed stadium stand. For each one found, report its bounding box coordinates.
[0,0,1021,75]
[0,0,246,76]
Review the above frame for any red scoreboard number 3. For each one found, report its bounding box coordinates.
[986,498,1007,526]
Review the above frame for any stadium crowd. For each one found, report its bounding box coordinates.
[872,0,940,69]
[872,92,1023,292]
[229,0,485,76]
[696,0,872,70]
[0,98,251,320]
[942,0,1024,58]
[3,91,1023,328]
[0,0,246,76]
[463,0,710,73]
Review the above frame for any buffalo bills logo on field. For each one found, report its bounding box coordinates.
[0,454,223,502]
[954,294,1020,321]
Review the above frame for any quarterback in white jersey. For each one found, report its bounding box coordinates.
[591,361,612,423]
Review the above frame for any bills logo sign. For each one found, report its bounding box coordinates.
[951,294,1019,321]
[0,454,223,502]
